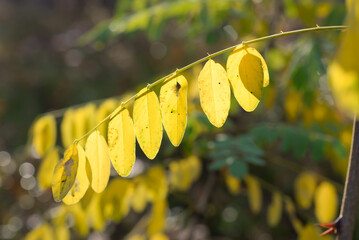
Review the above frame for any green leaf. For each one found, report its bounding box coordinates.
[229,160,248,178]
[311,139,325,161]
[209,157,236,170]
[243,155,265,166]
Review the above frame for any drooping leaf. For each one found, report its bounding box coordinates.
[284,198,303,233]
[224,171,241,195]
[108,107,136,177]
[227,45,269,112]
[38,148,59,190]
[198,59,231,127]
[314,181,338,223]
[25,223,55,240]
[294,172,317,209]
[32,115,57,157]
[63,145,90,205]
[245,175,262,214]
[131,180,149,213]
[229,160,248,178]
[133,88,163,159]
[160,75,188,146]
[147,199,167,236]
[73,104,96,145]
[267,191,282,227]
[85,130,111,193]
[52,143,79,202]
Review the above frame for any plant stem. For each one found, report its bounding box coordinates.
[71,25,346,143]
[337,118,359,240]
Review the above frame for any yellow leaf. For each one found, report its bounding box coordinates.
[129,235,145,240]
[32,115,57,157]
[52,143,79,202]
[148,199,167,236]
[61,108,75,148]
[294,172,317,209]
[314,181,338,223]
[198,59,230,127]
[53,223,70,240]
[187,156,202,182]
[66,203,89,236]
[86,192,105,231]
[227,45,269,112]
[150,233,169,240]
[63,145,90,205]
[267,191,282,227]
[108,107,136,177]
[224,172,241,195]
[133,88,163,159]
[284,198,303,233]
[25,223,55,240]
[132,179,149,213]
[169,161,181,191]
[85,130,111,193]
[298,224,321,240]
[73,104,96,144]
[37,148,59,190]
[160,75,188,146]
[96,99,117,139]
[245,175,262,214]
[284,89,302,122]
[146,166,168,201]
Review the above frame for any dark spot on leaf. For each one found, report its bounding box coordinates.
[176,82,181,91]
[171,110,174,113]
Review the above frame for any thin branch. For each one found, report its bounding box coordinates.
[336,118,359,240]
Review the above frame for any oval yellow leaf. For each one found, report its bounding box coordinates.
[150,233,169,240]
[73,104,96,144]
[32,115,57,157]
[25,223,55,240]
[108,107,136,177]
[132,180,149,213]
[227,45,269,112]
[61,108,75,148]
[133,88,163,159]
[294,172,317,209]
[147,199,167,236]
[314,181,338,223]
[160,75,188,146]
[245,175,262,214]
[198,59,231,127]
[225,172,241,195]
[267,191,282,227]
[298,224,321,240]
[85,130,111,193]
[63,145,90,205]
[38,148,59,190]
[52,143,79,202]
[96,99,117,139]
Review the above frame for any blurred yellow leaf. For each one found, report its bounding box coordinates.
[294,172,317,209]
[267,191,282,227]
[224,172,241,195]
[284,89,302,122]
[25,223,55,240]
[32,115,57,157]
[52,143,79,202]
[146,166,168,201]
[86,192,105,231]
[133,88,163,159]
[150,232,169,240]
[245,175,262,214]
[284,198,303,233]
[73,104,96,145]
[129,235,145,240]
[66,203,89,236]
[227,45,269,112]
[37,148,59,190]
[314,181,338,223]
[63,145,89,205]
[132,179,149,213]
[61,108,75,148]
[198,59,230,127]
[160,75,188,146]
[53,223,70,240]
[108,107,136,177]
[96,99,117,139]
[85,130,111,193]
[148,199,167,236]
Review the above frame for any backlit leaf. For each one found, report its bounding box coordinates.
[267,191,282,227]
[63,145,90,205]
[61,108,75,148]
[131,180,149,213]
[25,223,55,240]
[96,99,117,139]
[133,88,163,159]
[198,59,231,127]
[32,115,57,157]
[314,181,338,223]
[85,130,111,193]
[298,224,323,240]
[160,75,188,146]
[147,199,167,236]
[227,45,269,112]
[245,175,262,214]
[52,143,79,202]
[294,172,317,209]
[73,104,96,145]
[37,148,59,190]
[108,107,136,176]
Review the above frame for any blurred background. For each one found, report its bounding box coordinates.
[0,0,352,239]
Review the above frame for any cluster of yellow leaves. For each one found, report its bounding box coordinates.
[169,156,201,191]
[294,172,338,223]
[28,159,202,239]
[31,44,269,204]
[328,0,359,117]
